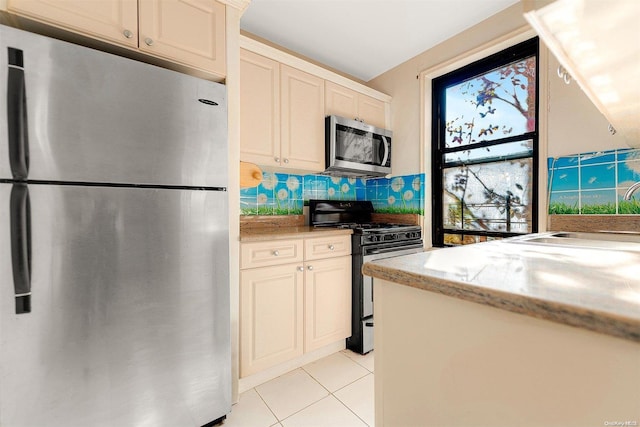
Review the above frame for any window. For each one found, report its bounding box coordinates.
[431,38,539,247]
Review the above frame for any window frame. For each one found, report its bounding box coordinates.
[431,37,540,247]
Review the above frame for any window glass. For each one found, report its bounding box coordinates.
[442,158,533,233]
[444,56,536,148]
[432,38,539,247]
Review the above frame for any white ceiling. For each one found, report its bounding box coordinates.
[240,0,520,82]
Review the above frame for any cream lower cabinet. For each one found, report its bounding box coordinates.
[240,263,304,377]
[7,0,226,76]
[304,256,352,352]
[240,235,351,377]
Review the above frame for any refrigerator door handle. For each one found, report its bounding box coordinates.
[10,183,32,314]
[7,47,29,180]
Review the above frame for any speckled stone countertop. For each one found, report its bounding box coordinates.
[362,234,640,343]
[240,226,353,242]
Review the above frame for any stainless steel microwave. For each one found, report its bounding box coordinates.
[324,115,392,177]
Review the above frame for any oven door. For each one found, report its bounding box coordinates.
[361,243,423,317]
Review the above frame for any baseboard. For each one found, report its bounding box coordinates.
[238,340,345,393]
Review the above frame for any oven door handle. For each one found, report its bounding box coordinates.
[363,245,423,261]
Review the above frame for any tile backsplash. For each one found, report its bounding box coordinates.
[240,173,425,216]
[548,147,640,214]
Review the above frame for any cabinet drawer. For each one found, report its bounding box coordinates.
[304,235,351,260]
[241,239,304,269]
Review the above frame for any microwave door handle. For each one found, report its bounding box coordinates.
[380,136,390,166]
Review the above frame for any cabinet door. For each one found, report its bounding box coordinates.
[138,0,225,75]
[240,264,304,377]
[358,94,387,129]
[325,81,358,121]
[280,65,325,172]
[240,50,281,167]
[7,0,138,48]
[304,256,352,352]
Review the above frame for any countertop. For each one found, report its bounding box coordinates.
[240,226,353,242]
[362,235,640,342]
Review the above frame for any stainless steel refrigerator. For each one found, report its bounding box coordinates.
[0,25,230,426]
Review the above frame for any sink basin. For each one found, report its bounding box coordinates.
[507,231,640,251]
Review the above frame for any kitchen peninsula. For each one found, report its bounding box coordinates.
[363,234,640,427]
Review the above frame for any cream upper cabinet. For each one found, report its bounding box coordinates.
[138,0,225,74]
[280,65,325,172]
[7,0,138,47]
[240,49,281,167]
[325,80,386,129]
[6,0,225,76]
[240,52,325,172]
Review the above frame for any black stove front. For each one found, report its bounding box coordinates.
[310,200,424,354]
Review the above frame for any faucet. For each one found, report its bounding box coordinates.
[623,181,640,200]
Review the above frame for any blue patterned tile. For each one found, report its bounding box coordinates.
[365,185,376,201]
[618,160,640,186]
[552,156,579,168]
[389,176,406,195]
[616,148,640,162]
[289,198,303,215]
[240,185,257,198]
[549,191,578,214]
[580,189,617,214]
[285,175,303,199]
[580,163,616,189]
[338,178,357,200]
[240,192,258,215]
[579,151,615,165]
[550,167,579,192]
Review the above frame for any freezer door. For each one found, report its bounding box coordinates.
[0,184,230,427]
[0,25,227,187]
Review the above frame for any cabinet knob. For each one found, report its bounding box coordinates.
[272,250,279,256]
[307,265,313,271]
[274,157,280,163]
[297,266,304,272]
[144,37,154,46]
[328,245,335,250]
[123,29,133,39]
[283,158,289,164]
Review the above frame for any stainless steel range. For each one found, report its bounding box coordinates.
[310,200,423,354]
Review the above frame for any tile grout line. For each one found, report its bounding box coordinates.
[266,367,332,424]
[247,351,374,426]
[253,386,282,426]
[332,392,371,427]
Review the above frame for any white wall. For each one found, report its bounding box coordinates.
[367,1,627,175]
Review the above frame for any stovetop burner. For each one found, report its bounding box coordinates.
[309,200,421,238]
[331,222,421,233]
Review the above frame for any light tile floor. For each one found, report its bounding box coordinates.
[222,350,374,427]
